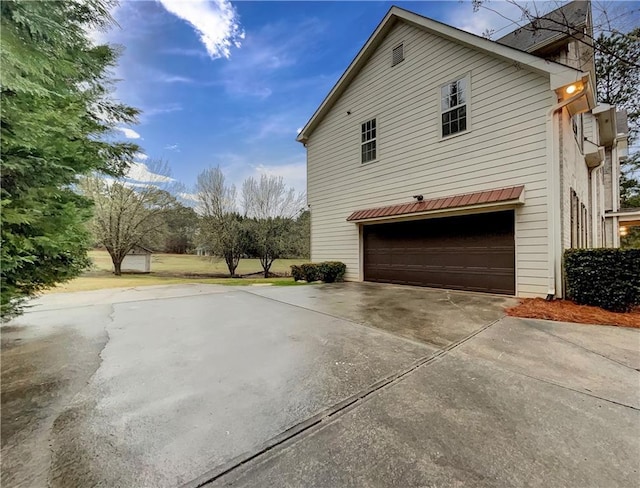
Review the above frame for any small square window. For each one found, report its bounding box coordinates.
[361,118,377,163]
[392,44,404,66]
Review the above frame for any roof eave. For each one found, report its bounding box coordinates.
[297,6,585,144]
[296,8,400,144]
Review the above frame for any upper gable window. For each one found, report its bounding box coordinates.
[392,43,404,66]
[361,118,377,163]
[441,75,469,138]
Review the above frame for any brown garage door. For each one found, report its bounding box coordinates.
[363,210,515,294]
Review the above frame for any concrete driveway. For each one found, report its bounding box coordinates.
[1,282,638,487]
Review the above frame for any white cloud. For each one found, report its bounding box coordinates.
[157,73,195,84]
[253,161,307,197]
[123,180,153,189]
[142,103,183,120]
[134,152,149,161]
[162,47,208,58]
[126,162,174,183]
[165,144,180,151]
[218,17,325,98]
[102,177,152,189]
[117,127,141,139]
[157,0,244,59]
[209,153,307,199]
[254,115,299,140]
[178,192,199,202]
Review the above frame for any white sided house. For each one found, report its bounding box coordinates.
[297,2,627,298]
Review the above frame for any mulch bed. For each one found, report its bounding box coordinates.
[506,298,640,328]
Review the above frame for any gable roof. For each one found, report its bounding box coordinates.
[297,6,587,144]
[129,244,153,254]
[497,1,590,54]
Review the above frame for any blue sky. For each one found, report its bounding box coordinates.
[97,0,639,199]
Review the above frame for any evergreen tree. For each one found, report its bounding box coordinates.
[595,29,640,247]
[1,0,139,317]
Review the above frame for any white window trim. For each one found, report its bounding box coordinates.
[572,113,584,155]
[360,117,378,164]
[438,72,471,141]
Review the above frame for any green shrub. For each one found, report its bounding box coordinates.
[564,249,640,312]
[301,263,321,282]
[290,265,304,281]
[290,261,347,283]
[317,261,347,283]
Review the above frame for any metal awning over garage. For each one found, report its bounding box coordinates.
[347,186,525,223]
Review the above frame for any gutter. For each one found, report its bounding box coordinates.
[545,86,589,299]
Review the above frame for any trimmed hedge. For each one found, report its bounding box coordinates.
[290,264,304,281]
[564,249,640,313]
[291,261,346,283]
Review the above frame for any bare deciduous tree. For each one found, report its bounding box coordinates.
[196,166,248,276]
[242,174,306,220]
[242,174,306,277]
[80,161,176,275]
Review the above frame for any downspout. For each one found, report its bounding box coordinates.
[611,142,620,248]
[545,87,588,300]
[589,159,604,247]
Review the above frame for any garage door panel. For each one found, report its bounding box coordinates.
[380,247,514,268]
[363,211,515,295]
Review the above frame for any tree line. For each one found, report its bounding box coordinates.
[80,166,309,278]
[197,167,308,277]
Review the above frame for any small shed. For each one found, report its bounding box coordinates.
[120,245,152,273]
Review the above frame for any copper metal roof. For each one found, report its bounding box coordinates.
[346,186,525,222]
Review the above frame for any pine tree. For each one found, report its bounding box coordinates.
[1,0,140,317]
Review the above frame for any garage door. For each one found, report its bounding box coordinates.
[363,210,515,294]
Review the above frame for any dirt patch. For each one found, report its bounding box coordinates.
[506,298,640,328]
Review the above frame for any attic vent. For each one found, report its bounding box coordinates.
[392,43,404,66]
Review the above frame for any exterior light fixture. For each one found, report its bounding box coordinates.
[565,83,584,95]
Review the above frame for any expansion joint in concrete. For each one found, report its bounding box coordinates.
[180,315,503,488]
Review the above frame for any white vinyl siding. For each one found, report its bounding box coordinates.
[306,20,553,297]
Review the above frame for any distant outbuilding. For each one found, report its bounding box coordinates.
[119,245,152,273]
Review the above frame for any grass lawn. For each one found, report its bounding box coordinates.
[87,250,305,275]
[47,250,308,293]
